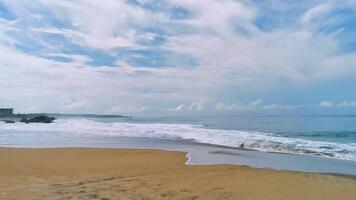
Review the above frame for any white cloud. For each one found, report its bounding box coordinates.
[216,99,262,111]
[249,99,263,107]
[216,100,304,111]
[164,1,356,90]
[319,100,334,107]
[216,103,238,111]
[318,100,356,108]
[215,100,257,111]
[169,0,257,36]
[0,0,356,114]
[261,104,303,110]
[301,3,332,24]
[1,0,145,50]
[173,100,206,112]
[174,104,187,112]
[337,101,356,107]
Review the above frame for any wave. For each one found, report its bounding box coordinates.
[1,118,356,161]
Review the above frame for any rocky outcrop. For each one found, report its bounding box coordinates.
[2,120,15,123]
[20,115,55,123]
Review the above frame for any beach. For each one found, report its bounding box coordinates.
[0,148,355,200]
[2,0,356,199]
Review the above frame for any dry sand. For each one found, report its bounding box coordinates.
[0,148,355,200]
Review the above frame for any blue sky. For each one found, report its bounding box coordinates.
[0,0,356,115]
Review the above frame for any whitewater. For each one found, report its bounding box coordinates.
[1,118,356,161]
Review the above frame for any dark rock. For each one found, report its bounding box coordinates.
[21,115,55,123]
[2,120,15,123]
[322,152,335,157]
[20,117,28,123]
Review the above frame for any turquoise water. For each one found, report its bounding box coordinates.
[77,115,356,161]
[130,115,356,143]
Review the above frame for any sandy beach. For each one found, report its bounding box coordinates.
[0,148,355,200]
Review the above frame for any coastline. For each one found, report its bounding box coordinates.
[1,148,356,200]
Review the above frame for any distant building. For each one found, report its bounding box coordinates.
[0,108,13,115]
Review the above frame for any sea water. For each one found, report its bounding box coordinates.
[1,115,356,175]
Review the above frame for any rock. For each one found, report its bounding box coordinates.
[2,120,15,123]
[20,117,28,123]
[322,152,335,157]
[21,115,55,123]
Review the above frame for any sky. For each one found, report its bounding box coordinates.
[0,0,356,116]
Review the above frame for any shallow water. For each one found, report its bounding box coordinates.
[1,115,356,175]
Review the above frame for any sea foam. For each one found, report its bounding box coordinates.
[1,118,356,161]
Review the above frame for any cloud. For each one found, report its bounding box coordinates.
[249,99,263,107]
[216,100,303,111]
[319,100,334,107]
[215,100,257,111]
[337,101,356,107]
[172,100,206,112]
[0,1,356,114]
[261,104,303,110]
[301,3,332,24]
[319,100,356,108]
[216,103,238,111]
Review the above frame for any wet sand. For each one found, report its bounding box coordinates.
[0,148,355,200]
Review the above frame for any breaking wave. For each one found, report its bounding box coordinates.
[1,118,356,161]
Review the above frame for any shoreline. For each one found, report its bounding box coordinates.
[4,146,356,179]
[1,134,356,176]
[1,147,356,199]
[2,116,355,165]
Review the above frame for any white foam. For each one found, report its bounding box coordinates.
[1,118,356,161]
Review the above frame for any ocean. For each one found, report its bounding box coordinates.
[1,115,356,175]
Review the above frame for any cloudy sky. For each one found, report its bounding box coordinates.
[1,0,356,115]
